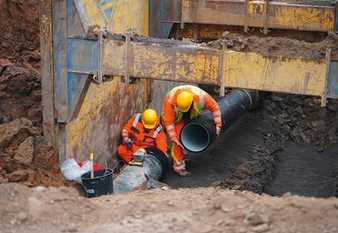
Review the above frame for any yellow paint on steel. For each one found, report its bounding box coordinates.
[223,51,327,96]
[248,3,334,31]
[181,0,335,32]
[104,41,220,84]
[66,0,149,160]
[81,0,108,27]
[108,0,149,34]
[103,38,327,97]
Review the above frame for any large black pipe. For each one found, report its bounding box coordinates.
[180,89,258,153]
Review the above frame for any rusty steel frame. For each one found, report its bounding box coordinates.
[161,0,337,33]
[67,34,335,102]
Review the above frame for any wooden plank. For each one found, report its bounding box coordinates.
[53,0,68,122]
[40,0,56,145]
[181,0,335,32]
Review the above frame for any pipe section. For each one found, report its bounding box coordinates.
[113,147,170,193]
[180,90,258,153]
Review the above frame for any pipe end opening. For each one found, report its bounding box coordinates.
[181,123,211,153]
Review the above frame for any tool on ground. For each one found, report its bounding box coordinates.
[90,152,94,178]
[129,148,146,166]
[126,138,134,149]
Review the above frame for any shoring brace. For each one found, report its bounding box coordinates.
[218,43,225,97]
[321,48,332,107]
[92,27,107,84]
[263,0,269,34]
[123,33,132,84]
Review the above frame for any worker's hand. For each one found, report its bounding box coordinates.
[123,137,131,144]
[123,137,134,149]
[216,127,221,136]
[172,138,184,149]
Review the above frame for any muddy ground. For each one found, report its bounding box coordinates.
[1,183,338,233]
[167,93,338,197]
[1,0,338,232]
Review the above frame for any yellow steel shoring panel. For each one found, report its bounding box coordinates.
[102,38,328,98]
[224,52,327,96]
[181,0,335,32]
[66,0,149,160]
[78,0,149,35]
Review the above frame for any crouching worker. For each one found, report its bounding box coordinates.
[162,85,222,176]
[117,109,168,166]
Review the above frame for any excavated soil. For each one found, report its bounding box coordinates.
[206,31,338,60]
[0,1,338,232]
[168,93,338,197]
[0,0,64,187]
[1,183,338,233]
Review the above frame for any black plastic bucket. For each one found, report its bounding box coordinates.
[81,169,113,198]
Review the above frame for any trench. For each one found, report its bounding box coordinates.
[166,108,338,198]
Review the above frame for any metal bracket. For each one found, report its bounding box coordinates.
[92,28,106,84]
[321,48,332,107]
[263,0,269,34]
[180,0,185,29]
[335,1,338,33]
[244,0,250,33]
[124,33,132,84]
[218,44,225,97]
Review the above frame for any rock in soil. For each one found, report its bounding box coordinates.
[14,136,34,165]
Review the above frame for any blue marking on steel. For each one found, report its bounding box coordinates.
[96,0,113,20]
[67,38,98,74]
[159,0,173,38]
[67,73,82,111]
[104,8,113,18]
[328,61,338,98]
[66,37,98,119]
[67,0,73,21]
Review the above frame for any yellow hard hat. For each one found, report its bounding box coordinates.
[177,91,193,112]
[142,108,158,129]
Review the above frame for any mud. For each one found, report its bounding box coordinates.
[168,93,338,197]
[206,31,338,60]
[0,0,65,187]
[1,183,338,233]
[0,0,40,69]
[264,143,338,197]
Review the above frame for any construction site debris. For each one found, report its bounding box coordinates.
[1,183,338,233]
[14,136,34,165]
[206,31,338,60]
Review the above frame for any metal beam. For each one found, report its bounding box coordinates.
[68,35,332,99]
[180,0,336,32]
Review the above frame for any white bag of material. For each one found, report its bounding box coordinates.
[60,159,92,183]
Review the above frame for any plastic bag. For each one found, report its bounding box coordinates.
[60,159,92,183]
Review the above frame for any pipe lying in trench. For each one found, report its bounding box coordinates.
[113,147,170,193]
[113,90,257,193]
[180,89,259,153]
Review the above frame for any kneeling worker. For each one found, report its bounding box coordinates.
[117,109,168,165]
[162,85,222,176]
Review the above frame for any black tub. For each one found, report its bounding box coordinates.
[81,168,113,198]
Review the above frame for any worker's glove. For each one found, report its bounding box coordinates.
[123,137,134,149]
[172,138,184,149]
[216,127,221,136]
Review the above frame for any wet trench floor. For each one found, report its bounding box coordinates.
[166,113,338,198]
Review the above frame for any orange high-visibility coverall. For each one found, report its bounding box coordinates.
[162,85,222,169]
[117,113,168,163]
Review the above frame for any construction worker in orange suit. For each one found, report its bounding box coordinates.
[117,108,168,165]
[162,85,222,176]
